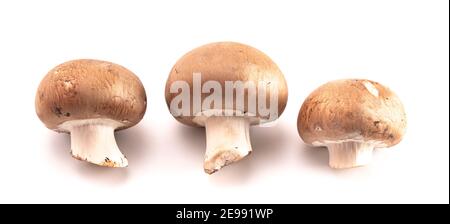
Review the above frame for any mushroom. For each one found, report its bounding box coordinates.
[165,42,288,174]
[297,79,407,168]
[35,59,147,167]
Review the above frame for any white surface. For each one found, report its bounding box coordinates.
[0,0,448,204]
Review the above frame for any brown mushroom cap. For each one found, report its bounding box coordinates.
[35,59,147,132]
[298,79,407,147]
[165,42,288,127]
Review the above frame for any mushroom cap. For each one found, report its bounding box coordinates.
[35,59,147,132]
[297,79,407,147]
[165,42,288,127]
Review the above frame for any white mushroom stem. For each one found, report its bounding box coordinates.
[59,119,128,168]
[203,116,252,174]
[326,141,375,169]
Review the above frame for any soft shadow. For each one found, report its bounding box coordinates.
[47,130,134,186]
[250,124,290,166]
[175,122,291,185]
[174,124,207,172]
[298,143,330,171]
[207,155,253,186]
[116,123,153,169]
[208,123,291,186]
[75,163,129,186]
[176,125,206,156]
[49,132,71,163]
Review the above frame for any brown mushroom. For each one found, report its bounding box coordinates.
[35,59,147,167]
[298,79,407,168]
[165,42,288,174]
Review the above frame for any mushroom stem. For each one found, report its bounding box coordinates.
[203,116,252,174]
[326,141,375,169]
[63,119,128,168]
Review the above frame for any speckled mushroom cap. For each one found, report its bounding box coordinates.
[165,42,288,127]
[297,79,407,147]
[35,59,147,132]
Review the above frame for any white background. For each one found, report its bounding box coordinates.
[0,0,448,204]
